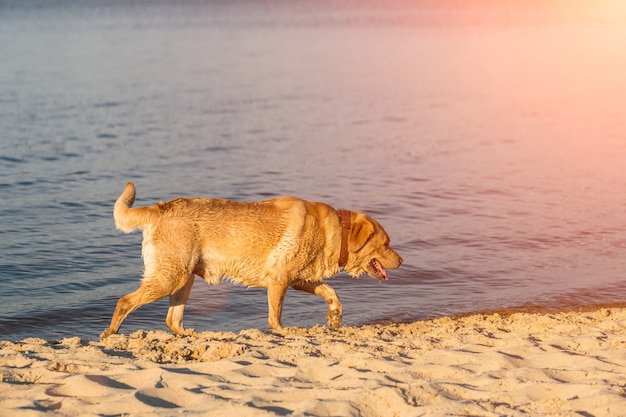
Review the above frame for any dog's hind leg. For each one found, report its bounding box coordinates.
[165,274,194,335]
[100,260,193,340]
[100,278,172,340]
[291,281,343,329]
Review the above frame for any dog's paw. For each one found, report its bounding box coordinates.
[270,327,289,337]
[99,328,116,341]
[180,328,197,337]
[327,308,342,330]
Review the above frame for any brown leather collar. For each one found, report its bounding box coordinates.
[338,209,351,267]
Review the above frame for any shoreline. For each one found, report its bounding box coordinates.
[2,307,626,416]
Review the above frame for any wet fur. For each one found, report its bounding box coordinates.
[101,182,402,340]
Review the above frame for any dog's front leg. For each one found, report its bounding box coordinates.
[267,282,288,330]
[165,275,194,335]
[291,281,342,329]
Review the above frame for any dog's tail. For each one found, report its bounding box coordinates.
[113,182,158,233]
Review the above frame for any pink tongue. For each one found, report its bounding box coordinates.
[373,259,389,280]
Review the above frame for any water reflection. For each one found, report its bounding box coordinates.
[1,0,625,341]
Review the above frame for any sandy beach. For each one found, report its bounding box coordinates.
[2,307,626,416]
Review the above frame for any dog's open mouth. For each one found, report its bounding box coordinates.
[370,258,389,281]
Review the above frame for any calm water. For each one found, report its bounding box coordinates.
[2,0,626,342]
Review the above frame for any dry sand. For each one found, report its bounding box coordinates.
[2,308,626,416]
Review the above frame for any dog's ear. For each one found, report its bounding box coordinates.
[348,215,375,253]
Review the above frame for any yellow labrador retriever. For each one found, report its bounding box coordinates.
[101,182,402,340]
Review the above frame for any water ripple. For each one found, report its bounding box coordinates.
[2,0,626,342]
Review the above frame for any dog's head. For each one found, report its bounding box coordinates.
[344,212,402,280]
